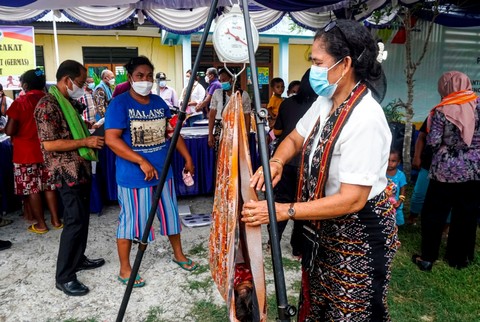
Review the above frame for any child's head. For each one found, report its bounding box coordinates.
[388,149,401,171]
[235,281,253,322]
[270,77,285,96]
[287,80,301,97]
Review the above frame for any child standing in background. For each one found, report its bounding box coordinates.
[266,77,285,129]
[386,149,408,225]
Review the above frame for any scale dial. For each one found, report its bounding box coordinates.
[212,5,259,63]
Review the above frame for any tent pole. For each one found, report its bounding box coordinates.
[240,0,296,321]
[52,10,60,69]
[115,0,219,321]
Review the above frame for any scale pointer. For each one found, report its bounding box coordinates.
[225,28,248,46]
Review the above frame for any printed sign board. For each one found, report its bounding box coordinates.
[0,26,36,91]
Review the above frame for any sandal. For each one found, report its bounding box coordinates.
[182,168,194,187]
[412,254,433,271]
[27,224,48,234]
[0,218,13,227]
[172,258,198,271]
[52,223,64,230]
[117,274,145,288]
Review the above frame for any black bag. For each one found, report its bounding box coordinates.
[301,221,320,272]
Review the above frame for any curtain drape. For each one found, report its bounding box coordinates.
[62,6,135,29]
[0,7,48,23]
[1,0,476,31]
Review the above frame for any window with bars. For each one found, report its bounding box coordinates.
[82,47,138,64]
[35,46,44,72]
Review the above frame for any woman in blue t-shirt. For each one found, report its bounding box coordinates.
[105,56,197,287]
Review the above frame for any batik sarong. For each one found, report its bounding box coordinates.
[209,91,267,321]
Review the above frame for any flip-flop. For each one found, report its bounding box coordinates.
[117,274,145,288]
[0,218,13,227]
[27,224,48,234]
[172,258,198,272]
[182,169,194,187]
[52,223,64,230]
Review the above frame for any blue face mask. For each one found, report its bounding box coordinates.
[87,83,95,90]
[221,81,232,91]
[309,59,344,98]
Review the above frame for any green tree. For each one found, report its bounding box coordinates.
[371,1,441,179]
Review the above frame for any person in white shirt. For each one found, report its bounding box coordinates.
[179,70,206,126]
[208,68,251,152]
[179,70,206,112]
[0,84,13,133]
[155,72,179,110]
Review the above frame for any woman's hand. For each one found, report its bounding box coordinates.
[250,162,283,191]
[208,134,215,148]
[184,159,195,176]
[139,159,158,181]
[241,200,288,226]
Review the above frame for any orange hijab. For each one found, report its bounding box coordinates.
[428,71,477,146]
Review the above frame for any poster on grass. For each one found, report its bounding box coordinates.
[0,26,36,91]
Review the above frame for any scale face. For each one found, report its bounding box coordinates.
[212,5,259,63]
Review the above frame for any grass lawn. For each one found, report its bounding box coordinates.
[62,184,480,321]
[387,182,480,322]
[166,216,480,322]
[388,221,480,322]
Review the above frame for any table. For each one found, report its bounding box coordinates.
[173,127,260,196]
[192,119,209,127]
[97,127,216,198]
[0,136,16,214]
[0,136,102,214]
[172,126,215,196]
[99,126,260,198]
[0,129,260,212]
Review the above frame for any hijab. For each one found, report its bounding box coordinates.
[432,71,477,146]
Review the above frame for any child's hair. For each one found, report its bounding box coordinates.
[287,80,301,93]
[235,287,253,322]
[269,77,284,88]
[390,148,401,159]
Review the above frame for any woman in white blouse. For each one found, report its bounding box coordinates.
[243,19,398,321]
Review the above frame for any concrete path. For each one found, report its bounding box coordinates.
[0,195,222,322]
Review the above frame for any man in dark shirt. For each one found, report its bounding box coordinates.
[196,67,221,117]
[408,118,433,225]
[34,60,105,296]
[271,69,317,257]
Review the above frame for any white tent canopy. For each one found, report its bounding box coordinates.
[2,0,479,32]
[0,0,394,33]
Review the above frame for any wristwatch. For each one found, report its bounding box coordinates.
[287,202,296,219]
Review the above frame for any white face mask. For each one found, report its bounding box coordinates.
[67,78,85,99]
[108,78,115,86]
[158,80,167,88]
[204,76,210,84]
[131,81,153,96]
